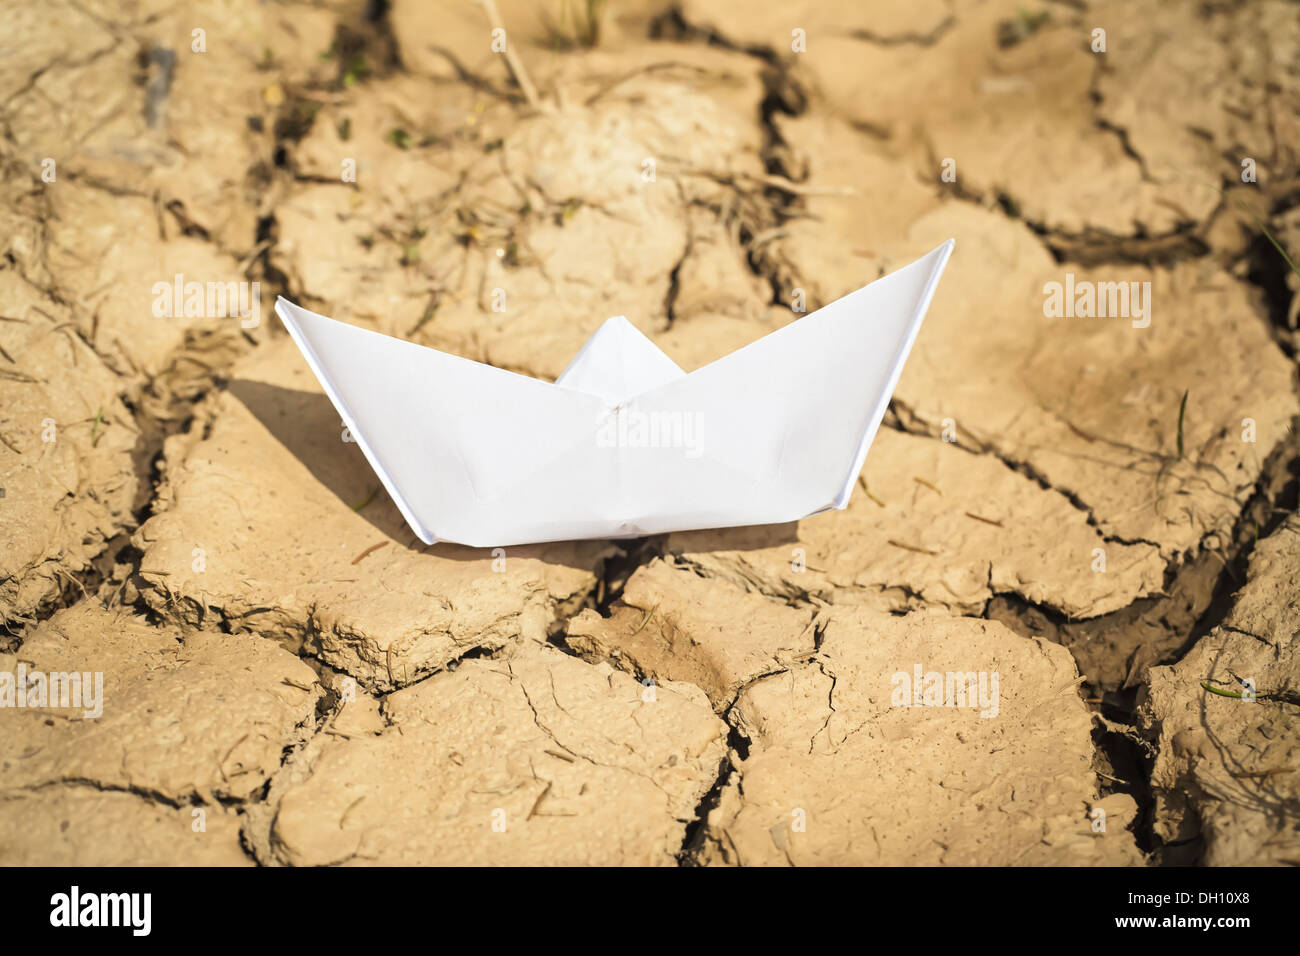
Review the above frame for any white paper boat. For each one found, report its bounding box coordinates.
[275,239,954,547]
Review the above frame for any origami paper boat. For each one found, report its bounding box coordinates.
[275,239,954,547]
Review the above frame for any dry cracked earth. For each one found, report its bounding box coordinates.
[1,0,1299,867]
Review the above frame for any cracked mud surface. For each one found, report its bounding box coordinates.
[2,0,1298,866]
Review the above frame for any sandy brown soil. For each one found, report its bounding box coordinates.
[1,0,1298,866]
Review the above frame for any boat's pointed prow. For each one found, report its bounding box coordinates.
[830,238,955,509]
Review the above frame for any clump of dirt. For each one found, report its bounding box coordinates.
[1141,512,1300,865]
[0,280,138,629]
[243,642,728,866]
[694,606,1145,866]
[567,556,818,710]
